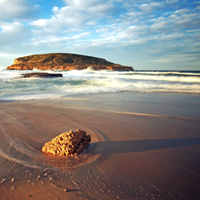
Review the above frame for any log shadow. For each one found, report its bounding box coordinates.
[92,138,200,155]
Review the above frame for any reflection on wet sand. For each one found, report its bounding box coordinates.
[1,92,200,199]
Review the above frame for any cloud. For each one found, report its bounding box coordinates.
[139,2,163,12]
[87,3,114,16]
[30,0,115,33]
[139,4,152,12]
[0,0,199,70]
[166,0,178,3]
[0,53,14,57]
[168,8,200,29]
[30,32,90,46]
[0,0,38,21]
[28,0,200,61]
[0,22,27,44]
[63,0,106,8]
[151,21,169,30]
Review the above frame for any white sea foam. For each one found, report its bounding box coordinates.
[0,70,200,100]
[133,71,200,76]
[61,70,200,82]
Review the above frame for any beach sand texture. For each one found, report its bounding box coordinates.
[0,92,200,200]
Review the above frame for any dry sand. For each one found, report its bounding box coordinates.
[0,92,200,200]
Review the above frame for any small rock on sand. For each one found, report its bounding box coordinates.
[42,129,91,156]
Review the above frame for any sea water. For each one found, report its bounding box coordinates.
[1,68,200,199]
[0,69,200,101]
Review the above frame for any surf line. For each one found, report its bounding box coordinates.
[30,104,199,121]
[107,110,199,121]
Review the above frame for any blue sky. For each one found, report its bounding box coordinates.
[0,0,200,70]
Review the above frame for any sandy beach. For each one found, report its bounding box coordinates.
[0,92,200,200]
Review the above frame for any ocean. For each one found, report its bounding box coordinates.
[1,68,200,199]
[0,69,200,101]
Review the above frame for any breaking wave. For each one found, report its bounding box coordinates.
[0,69,200,100]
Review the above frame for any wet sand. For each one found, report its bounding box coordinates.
[0,92,200,200]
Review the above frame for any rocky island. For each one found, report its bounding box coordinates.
[6,53,133,71]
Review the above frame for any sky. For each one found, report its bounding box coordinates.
[0,0,200,70]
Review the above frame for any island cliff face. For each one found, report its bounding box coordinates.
[6,53,133,71]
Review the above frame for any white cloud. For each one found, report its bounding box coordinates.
[128,25,145,32]
[31,19,49,27]
[30,32,90,46]
[0,0,199,70]
[87,3,114,16]
[139,2,163,12]
[175,8,190,14]
[166,0,178,3]
[160,32,184,40]
[0,22,26,44]
[30,0,115,33]
[63,0,105,8]
[151,21,169,30]
[139,4,152,12]
[0,0,38,21]
[151,2,162,7]
[28,0,200,55]
[0,53,13,57]
[175,14,196,25]
[169,10,200,29]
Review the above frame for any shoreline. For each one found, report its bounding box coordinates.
[0,92,200,199]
